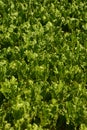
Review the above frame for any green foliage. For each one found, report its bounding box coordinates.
[0,0,87,130]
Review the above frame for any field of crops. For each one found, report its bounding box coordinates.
[0,0,87,130]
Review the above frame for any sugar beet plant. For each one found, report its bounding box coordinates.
[0,0,87,130]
